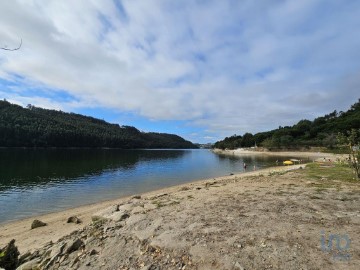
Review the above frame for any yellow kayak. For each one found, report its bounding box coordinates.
[283,160,294,165]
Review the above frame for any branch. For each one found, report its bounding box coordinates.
[1,39,22,51]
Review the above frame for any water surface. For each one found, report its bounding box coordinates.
[0,149,292,224]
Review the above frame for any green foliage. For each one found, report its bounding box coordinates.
[0,239,20,270]
[337,128,360,180]
[0,100,197,149]
[214,99,360,150]
[304,163,356,182]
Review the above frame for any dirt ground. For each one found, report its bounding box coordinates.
[4,163,359,270]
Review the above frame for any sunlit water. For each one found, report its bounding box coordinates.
[0,149,295,224]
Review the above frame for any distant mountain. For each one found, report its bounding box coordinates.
[0,100,197,149]
[194,143,214,149]
[214,99,360,150]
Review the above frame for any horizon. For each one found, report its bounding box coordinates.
[1,1,360,143]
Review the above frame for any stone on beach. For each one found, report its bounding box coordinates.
[16,258,41,270]
[30,219,47,229]
[67,216,82,224]
[65,238,84,254]
[108,211,130,222]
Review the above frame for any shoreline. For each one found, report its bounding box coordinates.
[0,148,307,226]
[0,163,304,254]
[212,148,345,161]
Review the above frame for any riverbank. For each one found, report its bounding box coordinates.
[0,165,303,254]
[212,148,345,162]
[1,161,359,269]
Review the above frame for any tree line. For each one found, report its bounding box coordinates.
[214,99,360,150]
[0,100,197,149]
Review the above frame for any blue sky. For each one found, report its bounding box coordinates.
[1,0,360,143]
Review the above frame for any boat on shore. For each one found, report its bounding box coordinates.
[283,160,294,165]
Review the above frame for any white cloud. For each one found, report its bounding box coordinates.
[1,0,360,142]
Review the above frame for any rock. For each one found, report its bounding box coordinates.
[31,219,47,229]
[118,204,134,211]
[109,211,130,222]
[67,216,82,224]
[70,256,80,268]
[234,261,245,270]
[132,195,142,199]
[50,242,66,257]
[89,249,98,256]
[110,204,120,212]
[91,215,108,224]
[131,206,144,214]
[65,239,84,254]
[144,203,157,210]
[16,258,41,270]
[0,239,20,270]
[93,205,118,218]
[18,251,31,265]
[306,181,315,185]
[85,236,95,246]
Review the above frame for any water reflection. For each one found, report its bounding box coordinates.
[0,149,295,223]
[0,149,188,191]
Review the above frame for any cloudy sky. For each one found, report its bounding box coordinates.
[1,0,359,143]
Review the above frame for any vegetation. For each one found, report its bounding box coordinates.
[304,163,356,183]
[337,129,360,180]
[214,99,360,150]
[0,100,197,149]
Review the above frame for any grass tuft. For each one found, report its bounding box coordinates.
[302,163,356,182]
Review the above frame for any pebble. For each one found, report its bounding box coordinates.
[234,262,245,270]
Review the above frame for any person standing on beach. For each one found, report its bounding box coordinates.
[243,163,247,170]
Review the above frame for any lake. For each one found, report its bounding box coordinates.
[0,149,291,224]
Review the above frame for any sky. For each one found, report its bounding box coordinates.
[0,0,360,143]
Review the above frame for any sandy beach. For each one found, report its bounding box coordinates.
[1,155,359,269]
[212,149,344,161]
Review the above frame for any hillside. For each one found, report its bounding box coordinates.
[214,99,360,150]
[0,100,197,149]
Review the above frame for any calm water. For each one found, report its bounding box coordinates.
[0,149,291,224]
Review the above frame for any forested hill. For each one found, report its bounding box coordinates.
[0,100,197,149]
[214,99,360,150]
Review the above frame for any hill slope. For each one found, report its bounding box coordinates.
[0,100,197,149]
[214,99,360,150]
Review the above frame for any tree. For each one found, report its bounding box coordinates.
[337,129,360,180]
[241,133,255,147]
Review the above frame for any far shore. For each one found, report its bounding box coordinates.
[0,163,305,254]
[212,148,346,161]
